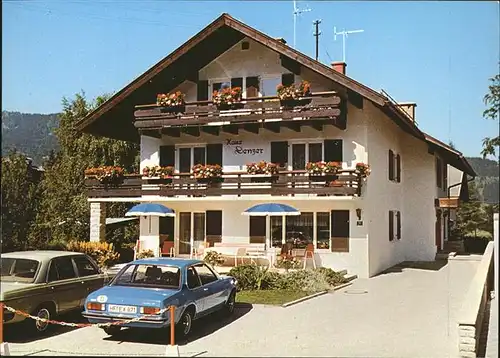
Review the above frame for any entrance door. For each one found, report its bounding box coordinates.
[179,212,206,255]
[435,211,442,250]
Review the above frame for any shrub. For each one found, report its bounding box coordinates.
[228,264,277,291]
[274,256,302,271]
[66,241,120,268]
[204,251,225,267]
[313,267,348,286]
[279,269,331,293]
[136,249,155,259]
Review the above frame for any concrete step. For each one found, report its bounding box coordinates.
[435,252,451,260]
[344,274,358,282]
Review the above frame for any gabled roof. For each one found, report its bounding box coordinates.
[76,13,474,177]
[424,133,476,177]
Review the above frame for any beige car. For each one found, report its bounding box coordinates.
[1,251,106,333]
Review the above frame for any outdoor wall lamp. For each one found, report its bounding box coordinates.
[356,208,362,220]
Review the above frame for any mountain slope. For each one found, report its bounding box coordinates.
[1,111,60,166]
[466,157,499,205]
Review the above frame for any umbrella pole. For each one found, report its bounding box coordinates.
[266,215,271,250]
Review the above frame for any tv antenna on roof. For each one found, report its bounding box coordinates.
[293,0,311,49]
[334,27,364,62]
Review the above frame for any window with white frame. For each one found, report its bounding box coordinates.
[290,141,323,170]
[261,76,281,97]
[208,79,231,100]
[177,146,206,173]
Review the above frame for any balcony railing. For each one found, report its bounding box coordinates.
[133,91,344,133]
[85,169,363,198]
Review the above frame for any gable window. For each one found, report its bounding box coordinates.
[388,149,401,182]
[389,210,401,241]
[261,76,281,97]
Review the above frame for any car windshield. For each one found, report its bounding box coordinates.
[111,264,181,289]
[0,258,40,283]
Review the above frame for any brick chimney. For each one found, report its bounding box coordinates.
[331,61,347,75]
[275,37,287,44]
[398,102,417,121]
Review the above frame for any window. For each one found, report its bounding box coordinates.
[271,141,289,168]
[436,157,447,189]
[1,258,40,283]
[291,142,323,170]
[47,261,59,282]
[285,213,313,249]
[159,145,175,167]
[177,146,207,173]
[388,150,401,182]
[73,256,99,277]
[112,264,180,289]
[206,210,223,246]
[194,264,218,285]
[389,211,402,241]
[316,212,330,250]
[271,216,284,248]
[53,257,77,280]
[186,267,201,289]
[249,216,266,244]
[261,77,281,96]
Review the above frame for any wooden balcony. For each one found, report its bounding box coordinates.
[85,169,362,198]
[134,91,344,137]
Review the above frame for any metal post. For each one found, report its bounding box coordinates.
[170,305,175,346]
[313,20,322,61]
[494,213,499,299]
[0,302,3,343]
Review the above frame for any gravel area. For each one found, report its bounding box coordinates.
[6,259,479,357]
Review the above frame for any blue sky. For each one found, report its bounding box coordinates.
[2,0,499,158]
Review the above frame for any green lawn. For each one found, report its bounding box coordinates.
[236,289,310,305]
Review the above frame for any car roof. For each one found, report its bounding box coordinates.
[131,257,203,268]
[1,250,85,260]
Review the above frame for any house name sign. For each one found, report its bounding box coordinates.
[224,139,264,155]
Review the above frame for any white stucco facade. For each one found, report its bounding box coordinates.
[90,35,466,278]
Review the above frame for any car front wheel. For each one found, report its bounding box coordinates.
[223,290,236,316]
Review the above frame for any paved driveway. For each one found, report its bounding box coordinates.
[7,258,480,357]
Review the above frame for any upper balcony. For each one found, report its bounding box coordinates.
[134,91,344,138]
[84,169,363,199]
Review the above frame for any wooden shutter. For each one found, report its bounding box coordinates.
[324,139,343,162]
[396,154,401,183]
[246,76,260,98]
[396,211,401,240]
[231,77,243,89]
[281,73,294,86]
[388,150,395,181]
[206,210,222,246]
[197,80,208,101]
[159,145,175,167]
[443,162,448,190]
[331,210,350,252]
[249,216,266,244]
[436,157,442,188]
[389,211,394,241]
[271,141,288,168]
[206,144,223,165]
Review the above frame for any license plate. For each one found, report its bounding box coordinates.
[108,305,137,314]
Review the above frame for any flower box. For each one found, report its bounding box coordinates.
[84,166,125,185]
[192,164,223,180]
[355,162,371,178]
[142,165,174,178]
[212,87,242,110]
[306,161,342,175]
[246,161,279,175]
[156,92,186,112]
[277,80,312,108]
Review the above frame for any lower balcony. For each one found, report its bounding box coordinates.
[85,170,363,198]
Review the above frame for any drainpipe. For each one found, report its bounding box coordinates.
[446,176,475,242]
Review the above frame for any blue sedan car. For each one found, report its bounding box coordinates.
[82,258,237,338]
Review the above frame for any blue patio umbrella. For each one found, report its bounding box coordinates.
[126,203,175,233]
[242,203,301,249]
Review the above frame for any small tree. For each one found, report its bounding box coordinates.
[454,183,490,239]
[481,71,500,158]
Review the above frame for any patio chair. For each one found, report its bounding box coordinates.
[193,242,207,259]
[161,241,175,257]
[234,247,247,267]
[303,243,316,269]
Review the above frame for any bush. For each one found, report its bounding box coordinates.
[278,269,331,293]
[228,265,276,291]
[313,267,348,286]
[66,240,120,268]
[274,256,302,270]
[204,251,225,267]
[136,249,155,259]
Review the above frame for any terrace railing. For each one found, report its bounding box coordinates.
[85,169,363,198]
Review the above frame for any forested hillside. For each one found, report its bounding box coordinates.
[2,111,60,166]
[466,157,499,205]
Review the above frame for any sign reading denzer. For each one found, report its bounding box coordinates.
[223,139,270,170]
